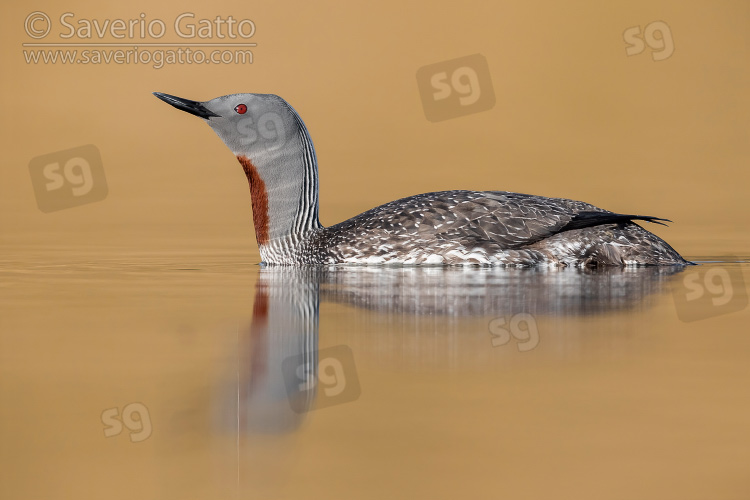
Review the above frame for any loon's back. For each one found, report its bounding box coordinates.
[301,190,689,267]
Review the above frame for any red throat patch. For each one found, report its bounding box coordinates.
[236,155,269,246]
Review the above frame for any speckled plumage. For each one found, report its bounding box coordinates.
[262,190,688,267]
[154,91,690,268]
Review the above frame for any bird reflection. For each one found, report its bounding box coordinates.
[318,265,684,316]
[219,265,685,434]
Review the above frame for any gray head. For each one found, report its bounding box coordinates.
[153,92,321,246]
[153,92,305,160]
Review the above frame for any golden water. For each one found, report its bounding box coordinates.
[2,1,749,498]
[2,239,748,499]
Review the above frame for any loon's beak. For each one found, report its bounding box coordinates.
[153,92,220,119]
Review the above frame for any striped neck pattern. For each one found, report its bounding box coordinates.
[237,104,322,256]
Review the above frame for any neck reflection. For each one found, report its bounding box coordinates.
[220,265,685,434]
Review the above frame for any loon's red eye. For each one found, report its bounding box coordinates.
[234,104,247,114]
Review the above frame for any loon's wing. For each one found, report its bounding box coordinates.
[348,190,669,249]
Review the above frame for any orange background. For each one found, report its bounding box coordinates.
[2,3,750,499]
[1,1,748,256]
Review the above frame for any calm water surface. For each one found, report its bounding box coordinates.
[1,247,748,500]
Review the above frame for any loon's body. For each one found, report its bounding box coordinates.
[262,190,685,266]
[154,92,689,267]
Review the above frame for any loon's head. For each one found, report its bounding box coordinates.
[153,92,319,247]
[153,92,303,159]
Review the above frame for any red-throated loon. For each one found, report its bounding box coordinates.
[153,92,689,267]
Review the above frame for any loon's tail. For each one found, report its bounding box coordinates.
[561,211,672,232]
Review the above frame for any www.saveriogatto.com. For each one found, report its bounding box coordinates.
[22,11,257,69]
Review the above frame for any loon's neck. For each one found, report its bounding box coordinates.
[235,115,322,249]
